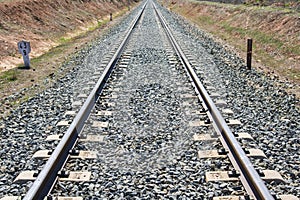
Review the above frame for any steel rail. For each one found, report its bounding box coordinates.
[23,2,148,199]
[152,2,274,200]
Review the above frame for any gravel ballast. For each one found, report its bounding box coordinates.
[0,0,299,198]
[50,2,244,198]
[158,2,299,197]
[0,5,141,197]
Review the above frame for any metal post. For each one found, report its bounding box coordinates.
[247,38,252,70]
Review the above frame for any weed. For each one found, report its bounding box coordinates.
[0,69,18,82]
[59,37,71,44]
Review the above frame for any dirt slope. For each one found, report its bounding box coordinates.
[163,0,299,94]
[0,0,138,119]
[0,0,133,71]
[197,0,300,10]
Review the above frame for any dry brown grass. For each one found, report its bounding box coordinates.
[162,0,299,96]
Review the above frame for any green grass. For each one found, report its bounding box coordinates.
[0,69,19,82]
[31,44,65,64]
[88,19,108,32]
[59,37,72,44]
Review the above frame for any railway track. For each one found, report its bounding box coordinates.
[1,0,298,199]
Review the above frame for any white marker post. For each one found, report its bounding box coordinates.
[18,40,31,69]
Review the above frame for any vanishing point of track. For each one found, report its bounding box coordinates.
[4,0,298,200]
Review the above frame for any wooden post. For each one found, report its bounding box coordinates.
[247,38,252,70]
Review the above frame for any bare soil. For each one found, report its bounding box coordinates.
[0,0,134,71]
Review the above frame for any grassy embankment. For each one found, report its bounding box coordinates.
[165,0,299,87]
[0,0,139,119]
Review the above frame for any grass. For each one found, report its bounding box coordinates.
[59,37,72,44]
[222,22,284,47]
[169,0,300,84]
[0,68,19,83]
[57,14,116,45]
[197,15,214,26]
[30,43,67,66]
[222,22,299,80]
[191,0,300,15]
[221,21,299,58]
[30,14,115,71]
[88,19,108,32]
[0,4,136,119]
